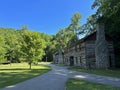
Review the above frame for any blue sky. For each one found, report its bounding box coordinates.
[0,0,96,35]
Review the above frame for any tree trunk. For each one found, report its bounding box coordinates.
[10,57,12,66]
[29,63,32,70]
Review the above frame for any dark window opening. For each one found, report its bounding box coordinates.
[109,56,112,67]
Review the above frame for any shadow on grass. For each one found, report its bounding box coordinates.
[66,78,120,90]
[0,68,29,70]
[0,66,51,88]
[0,68,50,70]
[69,67,120,78]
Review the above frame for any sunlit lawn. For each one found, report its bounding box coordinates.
[66,78,120,90]
[69,67,120,78]
[0,63,51,88]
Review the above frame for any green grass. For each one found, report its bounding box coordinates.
[0,63,51,88]
[69,67,120,78]
[66,78,120,90]
[55,64,66,66]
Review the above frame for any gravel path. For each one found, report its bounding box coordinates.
[0,64,120,90]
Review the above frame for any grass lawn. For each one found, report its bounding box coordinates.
[55,64,66,66]
[0,63,51,88]
[69,67,120,78]
[66,78,120,90]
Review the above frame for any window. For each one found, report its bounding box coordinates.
[109,56,112,67]
[75,46,77,52]
[79,45,81,51]
[76,57,78,64]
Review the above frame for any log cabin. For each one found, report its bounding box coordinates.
[54,24,115,69]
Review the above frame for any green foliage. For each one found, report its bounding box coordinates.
[36,33,53,62]
[81,14,97,34]
[0,28,17,63]
[22,30,46,69]
[5,30,21,63]
[92,0,120,18]
[82,0,120,67]
[42,13,83,61]
[55,28,76,51]
[0,12,83,64]
[0,28,48,67]
[94,0,120,67]
[52,12,83,53]
[68,13,83,38]
[0,35,6,63]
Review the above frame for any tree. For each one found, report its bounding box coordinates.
[81,15,97,35]
[92,0,120,67]
[68,13,82,39]
[4,29,19,64]
[22,30,46,69]
[92,0,120,19]
[0,35,6,63]
[55,28,77,52]
[52,13,83,53]
[39,33,54,62]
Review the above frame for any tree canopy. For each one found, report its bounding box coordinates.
[82,0,120,67]
[0,28,48,69]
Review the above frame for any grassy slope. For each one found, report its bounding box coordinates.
[69,67,120,78]
[0,63,51,88]
[66,78,120,90]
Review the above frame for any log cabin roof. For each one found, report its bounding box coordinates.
[68,31,96,48]
[68,31,113,48]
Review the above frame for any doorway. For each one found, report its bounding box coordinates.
[70,56,74,66]
[109,56,112,67]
